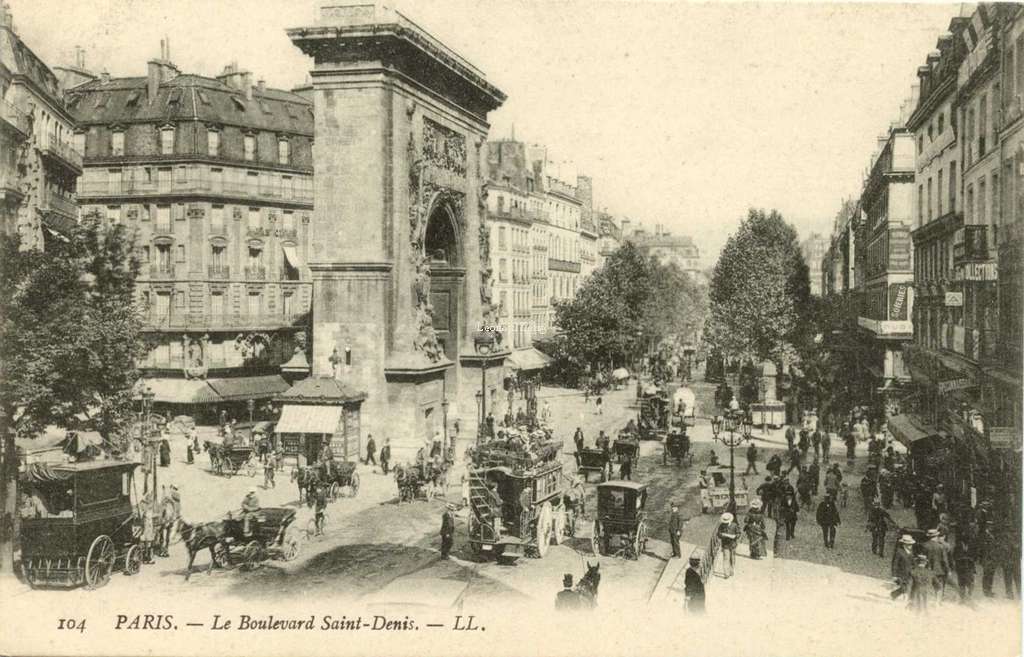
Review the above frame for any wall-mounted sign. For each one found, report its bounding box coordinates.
[937,377,975,394]
[954,262,998,282]
[859,316,914,335]
[889,283,910,321]
[989,427,1021,450]
[944,292,963,307]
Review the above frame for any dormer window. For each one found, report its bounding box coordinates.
[244,134,256,161]
[125,91,140,107]
[159,126,175,155]
[197,90,210,105]
[277,137,290,165]
[231,96,246,111]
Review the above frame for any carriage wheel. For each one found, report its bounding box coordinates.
[213,543,235,570]
[348,472,360,497]
[123,545,142,576]
[535,502,553,558]
[281,528,301,561]
[633,520,648,560]
[224,457,236,477]
[591,520,603,556]
[85,535,115,589]
[246,460,257,478]
[552,505,566,546]
[242,541,264,571]
[329,482,340,502]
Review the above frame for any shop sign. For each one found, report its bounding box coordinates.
[944,292,963,307]
[988,427,1021,450]
[859,316,913,335]
[937,377,975,394]
[888,283,910,321]
[953,262,998,282]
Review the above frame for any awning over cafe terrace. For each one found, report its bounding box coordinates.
[887,414,934,447]
[275,404,342,435]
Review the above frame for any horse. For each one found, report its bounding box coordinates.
[178,519,226,581]
[156,494,180,557]
[574,561,601,608]
[291,466,320,504]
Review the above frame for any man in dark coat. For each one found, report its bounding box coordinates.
[573,427,585,454]
[379,438,391,475]
[798,429,809,460]
[923,528,950,603]
[756,476,776,519]
[779,491,799,540]
[684,551,706,614]
[365,434,377,467]
[619,453,633,481]
[440,503,456,559]
[953,535,976,603]
[816,494,840,549]
[859,473,877,513]
[811,429,821,461]
[868,500,894,557]
[808,461,820,497]
[555,574,580,610]
[891,534,916,601]
[744,442,758,475]
[668,501,686,558]
[844,428,857,466]
[785,425,796,452]
[820,429,831,464]
[766,454,782,478]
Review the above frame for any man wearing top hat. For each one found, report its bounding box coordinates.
[555,574,580,610]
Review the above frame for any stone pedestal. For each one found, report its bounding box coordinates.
[289,3,506,461]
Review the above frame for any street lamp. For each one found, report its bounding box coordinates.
[441,398,450,458]
[473,330,499,445]
[758,378,768,435]
[710,409,753,511]
[136,385,155,495]
[474,390,484,445]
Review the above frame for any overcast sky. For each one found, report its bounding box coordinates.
[9,0,961,264]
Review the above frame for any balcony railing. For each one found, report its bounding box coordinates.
[149,264,176,279]
[76,178,313,204]
[245,265,267,280]
[39,133,84,172]
[954,225,991,263]
[144,312,306,331]
[41,191,78,219]
[0,171,22,196]
[208,265,230,279]
[0,100,30,137]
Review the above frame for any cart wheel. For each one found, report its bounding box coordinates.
[281,528,301,561]
[535,502,552,558]
[85,535,115,589]
[124,545,142,576]
[242,541,264,571]
[213,542,235,570]
[348,472,360,497]
[329,482,340,502]
[552,505,566,545]
[224,457,235,477]
[246,460,257,478]
[591,519,602,556]
[633,520,647,560]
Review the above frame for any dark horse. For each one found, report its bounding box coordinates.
[559,561,600,609]
[291,466,320,505]
[179,519,226,581]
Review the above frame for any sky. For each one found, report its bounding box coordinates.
[8,0,963,265]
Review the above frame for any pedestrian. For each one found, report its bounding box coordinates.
[708,450,720,467]
[868,500,893,557]
[797,468,812,507]
[824,466,840,500]
[440,503,456,559]
[910,554,933,614]
[668,501,686,558]
[821,429,831,464]
[756,476,776,519]
[717,512,739,578]
[583,386,590,404]
[365,434,377,467]
[189,426,200,453]
[816,493,840,549]
[595,394,603,415]
[860,472,877,514]
[786,447,801,475]
[798,429,809,460]
[186,439,194,464]
[744,441,758,475]
[779,491,799,540]
[744,499,768,560]
[808,460,820,497]
[379,438,391,475]
[811,429,821,461]
[619,453,633,481]
[140,493,156,564]
[931,483,947,516]
[573,427,584,455]
[844,427,857,467]
[684,550,706,613]
[766,454,782,478]
[453,417,461,437]
[785,424,796,452]
[953,535,976,604]
[541,401,552,425]
[263,458,276,489]
[314,485,327,536]
[555,574,580,610]
[879,469,895,508]
[891,534,916,601]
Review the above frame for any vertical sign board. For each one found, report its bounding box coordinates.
[888,226,913,271]
[888,283,909,321]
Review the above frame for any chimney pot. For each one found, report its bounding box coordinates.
[244,72,253,100]
[257,79,266,94]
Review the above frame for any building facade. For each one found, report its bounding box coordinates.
[69,46,314,418]
[800,232,828,296]
[624,223,701,276]
[0,3,81,251]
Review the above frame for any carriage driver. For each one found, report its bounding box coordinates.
[555,574,580,610]
[241,488,261,537]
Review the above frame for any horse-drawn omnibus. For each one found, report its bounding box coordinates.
[19,460,143,589]
[466,438,572,563]
[591,481,649,560]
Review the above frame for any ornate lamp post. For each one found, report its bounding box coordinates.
[473,330,499,444]
[474,390,484,446]
[137,386,155,495]
[441,398,450,457]
[758,378,768,435]
[711,410,753,510]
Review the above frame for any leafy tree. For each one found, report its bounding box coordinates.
[0,213,144,440]
[704,208,810,365]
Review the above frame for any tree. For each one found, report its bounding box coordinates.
[0,214,143,573]
[704,208,810,365]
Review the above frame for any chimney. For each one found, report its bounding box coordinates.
[244,72,253,100]
[147,39,179,103]
[101,69,110,84]
[257,79,266,95]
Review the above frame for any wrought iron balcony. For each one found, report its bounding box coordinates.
[143,312,307,332]
[244,265,267,280]
[76,177,313,204]
[39,133,84,173]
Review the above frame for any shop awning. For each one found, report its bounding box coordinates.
[505,347,553,371]
[282,245,305,270]
[275,404,342,435]
[207,375,290,401]
[887,414,933,446]
[139,378,221,404]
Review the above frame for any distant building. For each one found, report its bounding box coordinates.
[68,43,314,418]
[622,221,701,276]
[0,2,81,251]
[800,232,827,296]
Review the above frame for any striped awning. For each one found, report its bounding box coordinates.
[505,348,553,371]
[138,378,221,404]
[275,404,342,435]
[207,375,289,401]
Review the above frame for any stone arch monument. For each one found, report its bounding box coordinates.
[289,3,507,461]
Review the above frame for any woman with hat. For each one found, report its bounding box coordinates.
[717,512,740,578]
[684,550,706,613]
[744,499,768,559]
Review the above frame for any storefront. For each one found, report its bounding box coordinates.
[273,377,366,466]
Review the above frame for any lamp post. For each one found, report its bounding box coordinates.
[473,330,499,444]
[137,386,155,496]
[711,410,753,510]
[474,390,484,446]
[758,378,768,435]
[441,398,450,458]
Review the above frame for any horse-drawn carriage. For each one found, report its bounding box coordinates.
[181,507,301,579]
[699,465,749,512]
[612,431,639,463]
[663,428,693,466]
[575,447,612,482]
[591,481,649,560]
[637,391,670,441]
[466,439,571,562]
[19,461,143,589]
[204,441,257,477]
[293,460,360,502]
[394,460,446,502]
